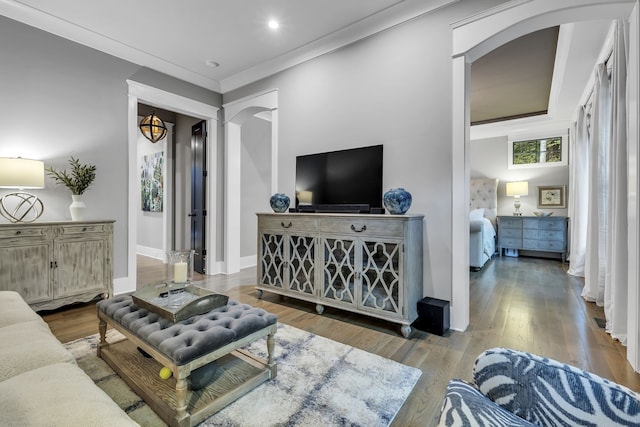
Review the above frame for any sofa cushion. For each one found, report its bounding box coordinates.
[437,379,536,426]
[0,362,139,426]
[0,320,76,381]
[0,291,46,328]
[473,347,640,426]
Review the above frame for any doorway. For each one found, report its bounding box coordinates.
[126,80,219,292]
[191,121,207,273]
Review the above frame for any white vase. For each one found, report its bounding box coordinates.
[69,194,87,221]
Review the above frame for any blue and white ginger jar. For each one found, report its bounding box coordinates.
[269,193,290,213]
[383,188,412,215]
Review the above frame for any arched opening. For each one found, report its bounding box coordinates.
[222,90,278,273]
[451,0,638,366]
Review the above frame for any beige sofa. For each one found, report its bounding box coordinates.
[0,291,138,427]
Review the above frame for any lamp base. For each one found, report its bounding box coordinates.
[0,192,44,223]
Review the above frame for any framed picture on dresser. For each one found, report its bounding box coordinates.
[537,185,566,208]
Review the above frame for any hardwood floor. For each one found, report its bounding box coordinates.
[41,254,640,426]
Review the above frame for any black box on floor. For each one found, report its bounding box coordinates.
[415,297,450,336]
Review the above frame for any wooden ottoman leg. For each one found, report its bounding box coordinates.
[175,375,189,426]
[97,317,107,357]
[267,330,277,378]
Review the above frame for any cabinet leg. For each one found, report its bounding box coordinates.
[316,304,324,315]
[400,324,412,338]
[256,289,263,299]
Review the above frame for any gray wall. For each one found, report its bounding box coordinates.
[0,15,222,279]
[240,116,272,258]
[224,0,510,301]
[470,136,570,217]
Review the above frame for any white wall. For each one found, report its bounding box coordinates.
[0,15,222,279]
[223,0,510,302]
[471,136,570,217]
[240,115,271,260]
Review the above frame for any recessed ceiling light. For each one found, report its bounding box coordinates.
[205,60,220,68]
[268,20,279,30]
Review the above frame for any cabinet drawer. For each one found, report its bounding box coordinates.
[58,224,109,235]
[523,219,539,229]
[523,229,538,240]
[319,218,403,238]
[500,238,522,248]
[499,228,521,239]
[537,240,565,251]
[538,219,565,231]
[522,240,539,250]
[538,230,564,241]
[0,226,50,239]
[259,216,318,232]
[499,217,522,229]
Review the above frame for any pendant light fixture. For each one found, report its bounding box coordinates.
[139,112,168,143]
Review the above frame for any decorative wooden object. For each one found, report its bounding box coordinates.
[0,220,114,310]
[256,213,424,338]
[132,282,229,322]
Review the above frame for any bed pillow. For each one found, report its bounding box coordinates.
[470,208,485,221]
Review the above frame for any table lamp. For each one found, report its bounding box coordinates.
[505,181,528,216]
[0,158,45,223]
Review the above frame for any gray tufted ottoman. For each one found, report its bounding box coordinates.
[96,295,277,427]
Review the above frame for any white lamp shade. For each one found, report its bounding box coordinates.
[506,181,529,197]
[0,158,45,189]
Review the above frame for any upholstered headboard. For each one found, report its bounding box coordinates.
[470,178,499,227]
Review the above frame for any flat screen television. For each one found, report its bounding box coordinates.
[295,145,383,213]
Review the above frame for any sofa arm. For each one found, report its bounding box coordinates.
[437,379,536,427]
[473,348,640,426]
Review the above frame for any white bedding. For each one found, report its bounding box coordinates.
[481,217,496,258]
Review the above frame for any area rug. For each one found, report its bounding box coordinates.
[64,323,422,427]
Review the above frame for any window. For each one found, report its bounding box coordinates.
[508,133,568,169]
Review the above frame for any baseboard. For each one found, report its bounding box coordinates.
[241,255,257,269]
[136,245,165,261]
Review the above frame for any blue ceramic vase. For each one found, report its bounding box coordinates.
[269,193,290,213]
[383,188,412,215]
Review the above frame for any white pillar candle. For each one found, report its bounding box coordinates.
[173,261,188,283]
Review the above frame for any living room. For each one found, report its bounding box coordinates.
[1,0,640,425]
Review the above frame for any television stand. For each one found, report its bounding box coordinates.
[256,212,424,337]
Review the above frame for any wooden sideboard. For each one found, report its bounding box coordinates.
[256,213,424,337]
[497,216,568,262]
[0,220,114,311]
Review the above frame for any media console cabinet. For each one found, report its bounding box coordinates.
[256,213,424,337]
[0,220,114,310]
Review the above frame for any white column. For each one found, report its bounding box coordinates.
[225,122,242,274]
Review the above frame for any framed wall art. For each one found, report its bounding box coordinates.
[537,185,566,208]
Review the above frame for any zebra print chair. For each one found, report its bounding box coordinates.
[437,347,640,426]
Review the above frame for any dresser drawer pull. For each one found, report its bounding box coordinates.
[350,224,367,232]
[15,230,22,235]
[281,221,292,229]
[82,227,88,232]
[50,261,58,269]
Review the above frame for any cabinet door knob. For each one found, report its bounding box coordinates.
[281,222,292,229]
[350,224,367,232]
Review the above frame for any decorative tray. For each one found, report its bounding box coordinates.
[132,282,229,322]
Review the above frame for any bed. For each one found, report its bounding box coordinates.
[470,178,498,271]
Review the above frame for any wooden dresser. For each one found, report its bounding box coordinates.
[497,216,568,262]
[256,213,423,337]
[0,220,114,310]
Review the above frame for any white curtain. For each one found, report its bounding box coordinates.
[567,106,589,276]
[571,20,628,344]
[604,20,628,344]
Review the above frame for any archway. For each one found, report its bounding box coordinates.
[450,0,638,366]
[222,89,278,273]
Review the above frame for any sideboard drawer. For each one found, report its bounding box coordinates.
[538,230,564,241]
[259,216,318,232]
[500,237,522,248]
[0,226,50,239]
[537,240,565,251]
[58,224,110,235]
[500,228,522,239]
[499,218,522,229]
[537,219,566,231]
[523,229,538,240]
[319,218,403,238]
